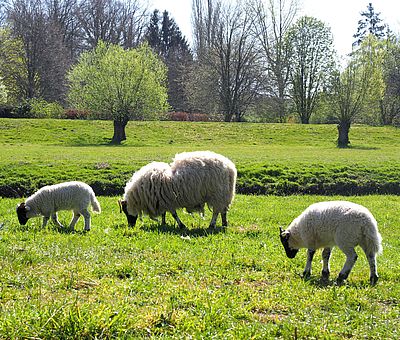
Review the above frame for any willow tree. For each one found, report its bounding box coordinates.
[332,61,369,148]
[67,41,169,144]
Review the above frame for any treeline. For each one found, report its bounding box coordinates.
[0,2,399,135]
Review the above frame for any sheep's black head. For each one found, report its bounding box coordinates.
[279,227,299,259]
[118,200,137,227]
[16,202,30,225]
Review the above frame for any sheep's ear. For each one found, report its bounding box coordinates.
[279,226,284,235]
[118,200,126,214]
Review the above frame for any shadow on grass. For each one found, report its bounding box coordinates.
[304,275,371,288]
[53,224,90,235]
[344,145,380,151]
[141,222,227,237]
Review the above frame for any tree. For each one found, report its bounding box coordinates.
[380,35,400,125]
[6,0,71,102]
[76,0,147,50]
[190,0,262,121]
[353,2,386,48]
[250,0,298,122]
[67,41,169,144]
[0,27,27,103]
[145,10,193,111]
[287,16,336,124]
[331,61,369,147]
[0,76,7,104]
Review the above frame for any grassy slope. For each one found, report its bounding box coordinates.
[0,118,400,196]
[0,195,399,338]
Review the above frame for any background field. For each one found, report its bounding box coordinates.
[0,119,399,338]
[1,118,400,197]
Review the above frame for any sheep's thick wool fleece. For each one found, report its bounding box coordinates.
[288,201,382,254]
[123,151,237,218]
[25,181,100,216]
[170,151,236,212]
[123,162,176,218]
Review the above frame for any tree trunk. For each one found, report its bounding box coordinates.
[337,121,351,148]
[111,119,128,144]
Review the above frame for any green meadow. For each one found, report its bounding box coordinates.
[0,118,399,338]
[1,119,399,196]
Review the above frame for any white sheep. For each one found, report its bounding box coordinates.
[16,181,101,231]
[120,151,237,229]
[279,201,382,285]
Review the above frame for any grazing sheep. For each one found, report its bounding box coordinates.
[16,181,101,231]
[279,201,382,285]
[120,151,237,229]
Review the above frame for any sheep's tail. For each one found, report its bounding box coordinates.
[90,193,101,214]
[363,221,383,255]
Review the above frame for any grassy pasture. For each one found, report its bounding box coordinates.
[0,118,399,196]
[0,195,399,338]
[0,118,399,338]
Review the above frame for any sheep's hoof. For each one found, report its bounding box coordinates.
[370,275,379,286]
[320,271,330,284]
[336,273,347,285]
[302,271,311,280]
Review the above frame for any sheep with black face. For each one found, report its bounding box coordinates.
[120,151,237,229]
[16,181,101,231]
[280,201,382,285]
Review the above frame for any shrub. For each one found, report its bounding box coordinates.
[29,98,64,118]
[62,109,90,120]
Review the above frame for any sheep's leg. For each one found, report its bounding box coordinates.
[69,212,81,231]
[321,247,332,280]
[209,211,219,228]
[337,248,358,284]
[161,212,166,225]
[171,210,186,229]
[366,252,379,285]
[42,216,50,228]
[51,213,64,228]
[221,209,228,227]
[303,249,315,278]
[80,209,91,231]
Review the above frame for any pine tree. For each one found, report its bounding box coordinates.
[145,10,193,111]
[353,3,386,47]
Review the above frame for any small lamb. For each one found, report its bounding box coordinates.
[16,181,101,231]
[279,201,382,285]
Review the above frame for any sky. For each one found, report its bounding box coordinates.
[149,0,400,58]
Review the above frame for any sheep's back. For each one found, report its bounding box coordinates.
[171,151,237,211]
[26,181,93,215]
[295,201,379,249]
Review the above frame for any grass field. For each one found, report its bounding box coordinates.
[0,118,399,338]
[1,195,399,338]
[0,119,400,196]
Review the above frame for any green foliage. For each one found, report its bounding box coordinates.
[0,28,29,104]
[0,119,399,197]
[351,34,386,125]
[67,41,169,121]
[0,195,399,338]
[286,16,337,124]
[29,98,64,118]
[0,76,7,104]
